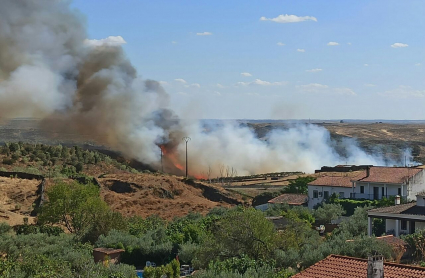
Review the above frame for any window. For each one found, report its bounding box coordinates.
[324,191,329,199]
[382,187,385,198]
[339,192,345,198]
[313,190,318,198]
[319,191,323,197]
[398,188,402,196]
[401,220,407,230]
[360,186,364,194]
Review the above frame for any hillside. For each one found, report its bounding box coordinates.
[98,173,242,220]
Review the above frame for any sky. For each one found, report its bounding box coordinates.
[72,0,425,120]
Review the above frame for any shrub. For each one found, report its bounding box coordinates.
[2,158,15,165]
[0,222,11,235]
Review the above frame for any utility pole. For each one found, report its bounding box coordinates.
[182,137,191,178]
[160,147,163,172]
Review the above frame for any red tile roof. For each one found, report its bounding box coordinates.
[309,167,423,188]
[358,167,422,184]
[308,171,365,188]
[267,194,308,205]
[292,254,425,278]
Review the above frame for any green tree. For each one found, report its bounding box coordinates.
[38,181,125,240]
[282,176,315,194]
[333,206,370,237]
[195,208,279,268]
[314,203,346,224]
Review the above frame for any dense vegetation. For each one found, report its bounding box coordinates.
[0,142,139,177]
[0,176,405,278]
[0,151,419,277]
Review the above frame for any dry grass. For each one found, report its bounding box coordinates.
[0,176,39,225]
[98,173,235,220]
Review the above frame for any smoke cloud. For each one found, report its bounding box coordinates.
[0,0,411,177]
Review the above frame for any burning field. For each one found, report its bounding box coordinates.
[0,0,416,179]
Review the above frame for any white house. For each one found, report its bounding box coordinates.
[351,167,425,201]
[308,166,425,209]
[307,172,365,209]
[368,194,425,237]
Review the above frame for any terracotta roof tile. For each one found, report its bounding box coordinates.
[358,167,422,184]
[292,254,425,278]
[268,194,308,205]
[308,171,365,188]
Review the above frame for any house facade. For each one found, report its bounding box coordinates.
[351,167,425,201]
[307,173,364,209]
[368,194,425,237]
[308,166,425,209]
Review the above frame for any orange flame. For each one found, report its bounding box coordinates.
[160,144,184,171]
[159,144,205,179]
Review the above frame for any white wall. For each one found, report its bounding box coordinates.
[308,185,352,209]
[386,219,396,234]
[408,170,425,200]
[354,182,405,200]
[385,219,425,235]
[416,222,425,231]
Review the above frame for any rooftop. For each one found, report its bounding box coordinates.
[292,254,425,278]
[368,202,425,217]
[358,167,422,184]
[309,167,423,188]
[268,194,308,205]
[308,171,365,188]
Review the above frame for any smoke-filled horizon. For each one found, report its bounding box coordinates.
[0,0,413,176]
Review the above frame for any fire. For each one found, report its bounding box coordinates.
[159,144,184,172]
[194,174,207,180]
[159,144,205,179]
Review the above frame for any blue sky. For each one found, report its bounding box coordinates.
[72,0,425,119]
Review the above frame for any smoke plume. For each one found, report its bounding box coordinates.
[0,0,411,177]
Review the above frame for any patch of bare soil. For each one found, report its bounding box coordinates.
[0,177,39,225]
[98,173,241,220]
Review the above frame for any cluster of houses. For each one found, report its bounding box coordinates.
[259,165,425,277]
[308,165,425,238]
[257,165,425,238]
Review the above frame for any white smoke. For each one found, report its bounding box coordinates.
[0,0,412,177]
[177,122,408,176]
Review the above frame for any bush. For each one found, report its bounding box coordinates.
[2,158,15,165]
[326,195,400,216]
[178,242,201,264]
[15,224,64,236]
[143,259,179,278]
[0,222,11,235]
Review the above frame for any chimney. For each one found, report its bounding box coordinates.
[395,195,401,205]
[366,166,370,178]
[367,254,384,278]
